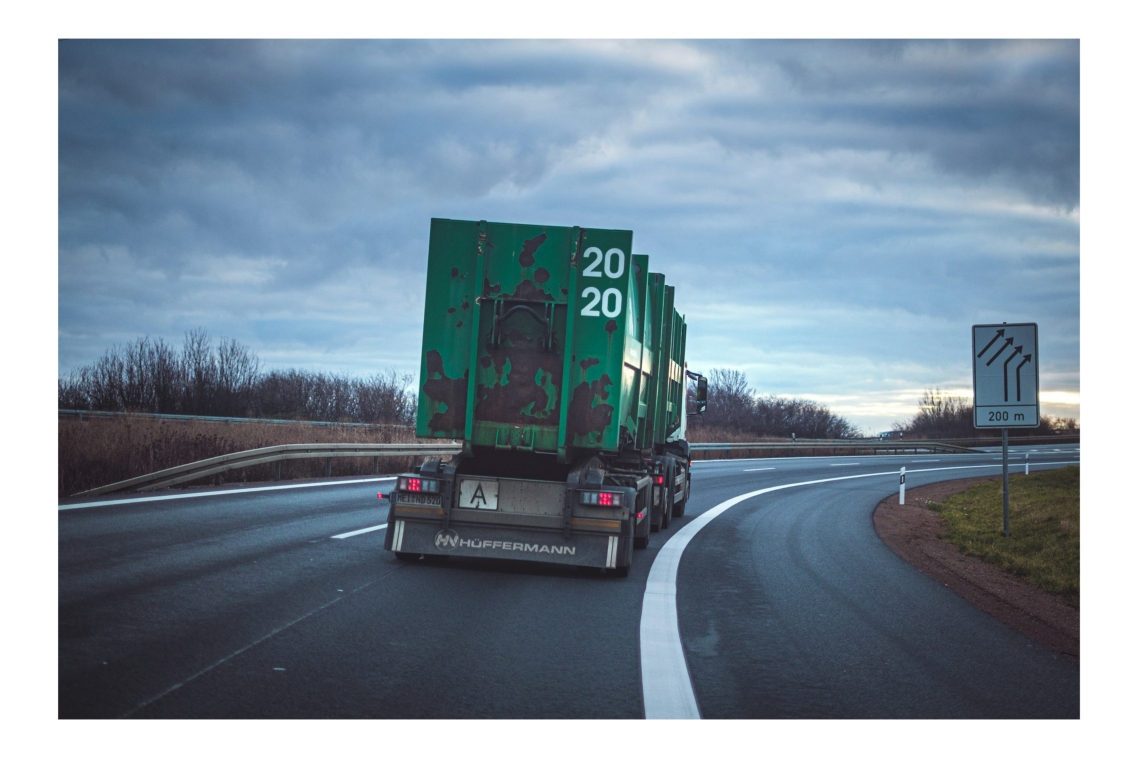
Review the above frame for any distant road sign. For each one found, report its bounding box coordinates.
[972,323,1039,428]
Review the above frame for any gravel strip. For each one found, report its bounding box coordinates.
[874,476,1079,660]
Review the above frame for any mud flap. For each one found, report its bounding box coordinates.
[391,519,628,570]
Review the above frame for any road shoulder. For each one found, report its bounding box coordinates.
[874,477,1079,660]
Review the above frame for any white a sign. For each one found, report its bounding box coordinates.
[972,323,1039,428]
[458,479,499,510]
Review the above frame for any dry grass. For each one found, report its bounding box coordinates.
[59,415,421,497]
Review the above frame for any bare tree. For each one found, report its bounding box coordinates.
[356,370,416,424]
[700,368,755,432]
[215,337,261,416]
[894,389,974,438]
[894,389,1080,439]
[180,328,217,415]
[689,367,859,438]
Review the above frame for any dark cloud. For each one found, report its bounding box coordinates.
[700,40,1079,207]
[58,40,1079,431]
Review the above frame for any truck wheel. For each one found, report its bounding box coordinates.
[395,552,418,562]
[672,464,687,518]
[613,564,631,577]
[660,460,673,530]
[634,485,651,548]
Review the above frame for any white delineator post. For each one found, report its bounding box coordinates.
[1025,453,1029,475]
[899,467,906,505]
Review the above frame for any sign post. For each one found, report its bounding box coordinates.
[1002,429,1009,536]
[972,323,1040,538]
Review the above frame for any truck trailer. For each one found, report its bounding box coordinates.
[385,218,706,575]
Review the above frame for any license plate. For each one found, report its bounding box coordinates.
[396,492,441,507]
[458,479,499,510]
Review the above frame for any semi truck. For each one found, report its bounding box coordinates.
[384,218,706,575]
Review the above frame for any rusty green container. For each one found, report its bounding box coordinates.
[416,218,687,462]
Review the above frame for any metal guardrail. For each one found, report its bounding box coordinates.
[59,409,412,430]
[690,439,978,455]
[72,442,463,499]
[72,433,1078,499]
[920,434,1080,447]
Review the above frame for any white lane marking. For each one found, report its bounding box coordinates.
[829,463,860,467]
[743,468,775,472]
[910,459,940,463]
[639,459,1081,719]
[331,524,388,539]
[59,476,399,511]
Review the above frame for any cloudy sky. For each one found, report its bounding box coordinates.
[58,39,1079,433]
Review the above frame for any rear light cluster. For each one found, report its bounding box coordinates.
[653,474,664,485]
[397,476,440,493]
[580,491,622,507]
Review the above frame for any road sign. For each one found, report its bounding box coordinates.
[972,322,1039,428]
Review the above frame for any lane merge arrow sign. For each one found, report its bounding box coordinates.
[973,322,1039,428]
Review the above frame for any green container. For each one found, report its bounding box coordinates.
[416,218,687,462]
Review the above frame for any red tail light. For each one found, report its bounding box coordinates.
[396,476,440,493]
[653,474,664,485]
[580,491,622,507]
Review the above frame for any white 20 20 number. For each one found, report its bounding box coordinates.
[581,286,623,318]
[581,247,625,278]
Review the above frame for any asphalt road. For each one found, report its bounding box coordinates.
[58,444,1079,719]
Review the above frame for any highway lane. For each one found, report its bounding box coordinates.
[61,474,658,719]
[678,449,1080,718]
[59,477,400,718]
[58,446,1078,718]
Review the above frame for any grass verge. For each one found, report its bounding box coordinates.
[931,466,1079,605]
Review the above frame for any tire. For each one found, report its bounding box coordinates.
[672,462,687,518]
[660,460,673,530]
[394,552,418,562]
[612,564,631,577]
[634,485,650,548]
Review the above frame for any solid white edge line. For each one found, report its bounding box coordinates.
[331,524,388,540]
[639,459,1080,720]
[59,476,399,511]
[743,467,775,472]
